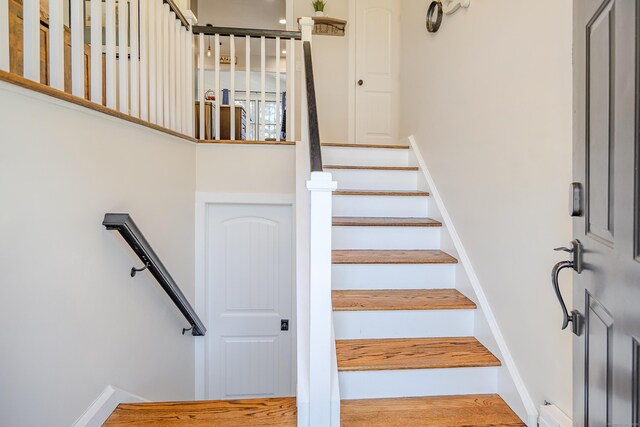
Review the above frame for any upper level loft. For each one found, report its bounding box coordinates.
[0,0,306,146]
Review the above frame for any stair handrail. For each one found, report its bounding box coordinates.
[303,40,323,172]
[102,213,206,336]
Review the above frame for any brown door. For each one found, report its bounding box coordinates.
[564,0,640,425]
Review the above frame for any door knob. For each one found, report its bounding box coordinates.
[357,79,364,86]
[551,240,584,335]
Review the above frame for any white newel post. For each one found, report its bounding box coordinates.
[307,171,337,427]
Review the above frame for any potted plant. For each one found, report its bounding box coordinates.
[312,0,326,16]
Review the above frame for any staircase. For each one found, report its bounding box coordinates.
[324,143,525,426]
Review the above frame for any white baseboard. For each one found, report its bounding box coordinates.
[407,135,538,425]
[72,385,148,427]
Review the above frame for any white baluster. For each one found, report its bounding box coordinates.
[287,38,296,142]
[214,33,220,139]
[130,0,139,117]
[245,35,251,140]
[23,0,40,82]
[88,0,102,100]
[49,0,65,90]
[118,0,129,112]
[71,0,84,97]
[176,23,184,133]
[275,36,281,141]
[162,4,170,126]
[168,12,176,130]
[0,0,8,72]
[187,29,194,137]
[230,34,235,140]
[105,0,117,108]
[260,36,266,141]
[198,33,204,139]
[156,0,164,125]
[140,0,149,120]
[186,28,193,136]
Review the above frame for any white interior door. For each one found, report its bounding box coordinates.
[207,203,294,400]
[355,0,400,145]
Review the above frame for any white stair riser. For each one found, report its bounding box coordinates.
[334,310,474,340]
[333,195,428,217]
[339,367,498,400]
[333,226,440,250]
[331,169,419,191]
[322,147,409,167]
[332,264,456,290]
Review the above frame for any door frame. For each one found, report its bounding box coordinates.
[194,192,297,400]
[347,0,357,145]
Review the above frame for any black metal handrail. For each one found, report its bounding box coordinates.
[192,26,302,40]
[103,213,206,336]
[303,41,323,172]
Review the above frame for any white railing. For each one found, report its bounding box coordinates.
[191,25,299,142]
[0,0,193,136]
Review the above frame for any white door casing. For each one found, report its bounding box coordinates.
[206,203,294,400]
[354,0,400,145]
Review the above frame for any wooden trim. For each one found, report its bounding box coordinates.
[197,139,296,146]
[322,142,410,149]
[164,0,189,29]
[0,70,196,143]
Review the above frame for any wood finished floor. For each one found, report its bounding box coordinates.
[336,337,501,371]
[341,394,525,426]
[332,216,442,227]
[332,289,476,311]
[334,189,430,197]
[332,250,458,265]
[103,398,297,426]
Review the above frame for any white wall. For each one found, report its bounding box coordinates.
[196,0,286,29]
[294,0,349,143]
[196,144,295,193]
[399,0,574,416]
[0,84,197,427]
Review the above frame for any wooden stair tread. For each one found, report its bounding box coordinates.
[325,165,419,171]
[333,216,441,227]
[322,142,410,149]
[103,397,297,426]
[334,189,429,197]
[333,250,458,265]
[336,337,501,371]
[333,289,476,311]
[341,394,525,426]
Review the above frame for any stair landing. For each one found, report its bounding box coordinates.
[103,397,297,426]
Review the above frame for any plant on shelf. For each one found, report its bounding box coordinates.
[312,0,326,16]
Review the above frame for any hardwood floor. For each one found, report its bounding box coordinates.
[334,189,430,197]
[336,337,501,371]
[332,216,442,227]
[321,142,410,149]
[324,165,419,171]
[103,398,297,426]
[341,394,525,426]
[332,289,476,311]
[332,250,458,265]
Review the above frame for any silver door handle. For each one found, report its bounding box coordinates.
[551,240,584,336]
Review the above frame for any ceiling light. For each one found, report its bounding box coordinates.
[282,49,287,55]
[279,18,287,24]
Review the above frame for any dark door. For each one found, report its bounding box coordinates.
[566,0,640,425]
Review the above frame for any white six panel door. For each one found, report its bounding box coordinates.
[207,204,294,400]
[355,0,400,145]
